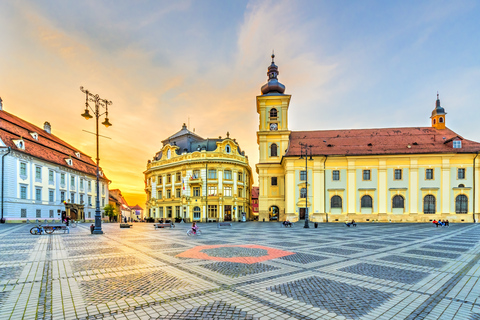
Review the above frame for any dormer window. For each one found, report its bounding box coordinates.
[30,132,38,140]
[14,139,25,150]
[453,140,462,148]
[65,158,73,166]
[439,117,444,123]
[167,149,171,159]
[75,152,81,158]
[99,171,104,177]
[225,145,231,153]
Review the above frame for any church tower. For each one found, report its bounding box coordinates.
[431,93,446,129]
[256,54,291,221]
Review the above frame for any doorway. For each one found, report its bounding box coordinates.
[299,208,308,220]
[224,205,232,221]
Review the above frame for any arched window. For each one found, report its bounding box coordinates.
[271,143,278,157]
[167,149,171,159]
[225,145,231,153]
[193,206,201,219]
[269,108,277,118]
[423,195,436,213]
[331,196,342,208]
[455,195,468,213]
[433,119,436,125]
[300,188,307,198]
[361,195,372,208]
[269,206,279,220]
[392,195,404,209]
[439,117,444,123]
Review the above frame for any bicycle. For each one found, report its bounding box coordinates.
[30,225,48,235]
[186,228,202,236]
[70,220,78,228]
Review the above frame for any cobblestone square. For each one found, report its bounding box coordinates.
[0,222,479,319]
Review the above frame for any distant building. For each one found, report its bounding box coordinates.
[130,204,144,221]
[0,101,109,223]
[144,124,253,222]
[252,186,259,220]
[109,189,132,222]
[257,55,480,223]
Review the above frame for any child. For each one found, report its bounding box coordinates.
[192,222,198,234]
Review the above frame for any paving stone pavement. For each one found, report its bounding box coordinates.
[0,222,479,319]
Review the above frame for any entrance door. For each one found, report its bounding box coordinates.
[299,208,307,220]
[224,205,232,221]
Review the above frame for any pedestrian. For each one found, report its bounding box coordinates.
[124,216,127,223]
[90,224,94,234]
[65,217,70,234]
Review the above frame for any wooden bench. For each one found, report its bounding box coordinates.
[154,223,174,229]
[120,223,132,228]
[217,222,232,228]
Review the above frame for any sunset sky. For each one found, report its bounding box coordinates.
[1,0,480,207]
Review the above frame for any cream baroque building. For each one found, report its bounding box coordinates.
[257,55,480,223]
[145,124,253,222]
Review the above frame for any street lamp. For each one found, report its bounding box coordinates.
[80,86,112,234]
[299,142,313,228]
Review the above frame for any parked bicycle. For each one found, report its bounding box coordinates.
[186,228,202,236]
[30,225,46,235]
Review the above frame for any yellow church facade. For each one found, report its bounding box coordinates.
[257,55,480,223]
[145,124,253,222]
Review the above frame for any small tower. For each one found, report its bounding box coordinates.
[431,93,446,129]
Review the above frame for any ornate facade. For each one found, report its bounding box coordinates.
[145,124,253,222]
[257,55,480,223]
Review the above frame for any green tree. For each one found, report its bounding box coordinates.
[104,204,117,222]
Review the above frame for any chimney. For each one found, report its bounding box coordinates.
[0,97,3,110]
[44,122,51,134]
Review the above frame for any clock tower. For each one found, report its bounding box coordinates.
[256,54,291,221]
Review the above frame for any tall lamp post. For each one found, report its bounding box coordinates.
[300,142,313,228]
[80,86,112,235]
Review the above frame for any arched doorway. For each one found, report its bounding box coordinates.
[269,206,279,221]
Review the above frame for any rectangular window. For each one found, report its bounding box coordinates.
[453,140,462,148]
[158,176,162,184]
[176,172,181,182]
[35,166,42,180]
[332,170,340,181]
[36,209,41,218]
[193,187,200,197]
[238,188,243,197]
[20,186,27,199]
[49,210,54,218]
[238,172,243,181]
[159,207,164,218]
[208,185,217,196]
[167,190,171,198]
[271,177,277,186]
[167,175,171,183]
[458,168,465,180]
[175,188,181,198]
[208,205,217,218]
[35,188,42,201]
[208,169,216,179]
[49,190,54,202]
[394,169,402,180]
[80,194,84,204]
[49,170,54,182]
[20,163,27,176]
[102,198,105,207]
[21,208,27,218]
[71,192,75,203]
[158,190,163,199]
[167,206,172,218]
[224,186,232,197]
[300,170,307,181]
[224,170,232,180]
[70,176,75,187]
[61,191,65,202]
[426,169,434,180]
[80,179,84,189]
[192,170,200,179]
[61,173,65,185]
[88,195,92,206]
[88,181,91,192]
[175,206,181,217]
[363,170,371,181]
[102,184,105,194]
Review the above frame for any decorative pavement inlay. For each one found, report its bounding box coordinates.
[422,244,470,252]
[279,252,329,264]
[79,270,188,306]
[176,244,294,264]
[379,255,447,268]
[315,247,359,255]
[68,247,122,257]
[347,243,386,250]
[339,263,431,284]
[161,301,255,319]
[269,276,394,318]
[71,256,144,273]
[404,249,461,259]
[0,266,24,280]
[202,262,280,278]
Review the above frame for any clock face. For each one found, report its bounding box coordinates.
[270,123,278,131]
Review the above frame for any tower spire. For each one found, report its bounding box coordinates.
[261,52,285,95]
[431,92,446,129]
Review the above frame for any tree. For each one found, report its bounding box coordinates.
[104,204,117,222]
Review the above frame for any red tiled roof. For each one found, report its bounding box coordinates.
[130,205,143,210]
[0,110,108,180]
[285,127,480,157]
[251,186,259,199]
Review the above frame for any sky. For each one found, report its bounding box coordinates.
[1,0,480,207]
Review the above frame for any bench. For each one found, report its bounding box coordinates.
[154,223,174,229]
[217,222,232,228]
[120,223,132,228]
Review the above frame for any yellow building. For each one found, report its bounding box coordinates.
[145,124,253,222]
[257,55,480,223]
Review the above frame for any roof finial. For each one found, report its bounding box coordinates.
[271,50,275,63]
[437,91,439,100]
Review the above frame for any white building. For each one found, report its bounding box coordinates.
[0,99,109,223]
